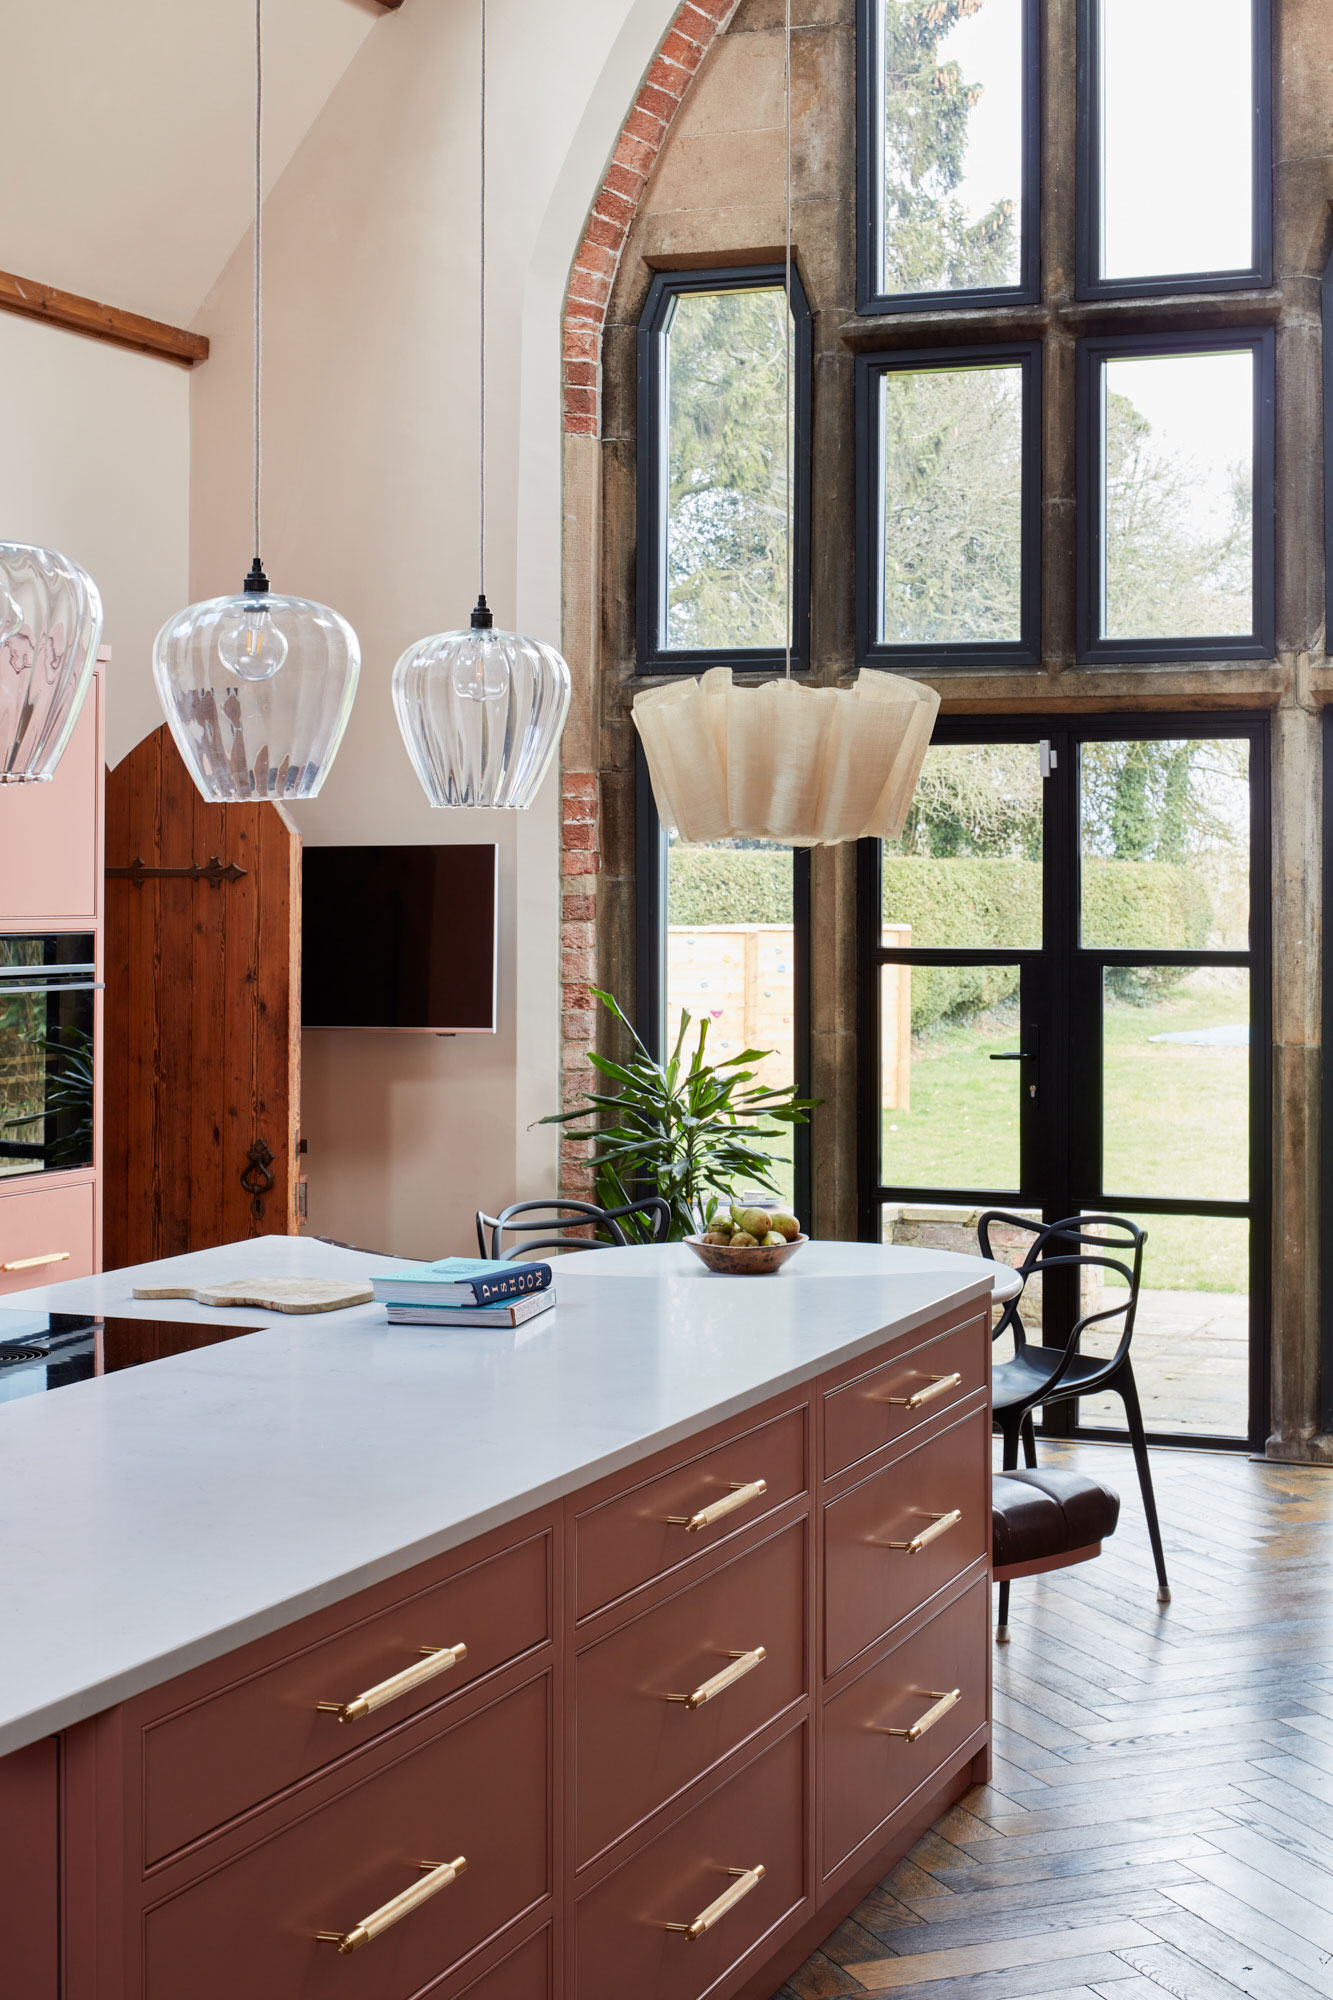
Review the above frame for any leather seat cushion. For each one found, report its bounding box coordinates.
[992,1469,1120,1568]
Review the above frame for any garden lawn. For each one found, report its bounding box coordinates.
[883,971,1249,1292]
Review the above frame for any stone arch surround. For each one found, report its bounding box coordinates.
[556,0,742,1201]
[561,0,741,438]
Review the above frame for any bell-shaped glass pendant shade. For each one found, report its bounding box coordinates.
[392,599,570,808]
[0,541,103,782]
[153,583,360,803]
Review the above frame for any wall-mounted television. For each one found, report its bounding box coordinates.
[302,845,497,1032]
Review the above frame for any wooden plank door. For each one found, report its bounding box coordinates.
[103,725,300,1267]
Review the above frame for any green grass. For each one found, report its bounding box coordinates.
[882,971,1249,1292]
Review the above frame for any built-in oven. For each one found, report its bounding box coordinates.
[0,935,99,1180]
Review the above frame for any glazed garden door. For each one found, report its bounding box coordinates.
[859,716,1269,1449]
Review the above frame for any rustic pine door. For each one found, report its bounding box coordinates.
[103,725,301,1267]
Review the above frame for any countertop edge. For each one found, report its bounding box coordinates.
[0,1274,991,1757]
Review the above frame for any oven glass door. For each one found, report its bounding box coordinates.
[0,935,97,1179]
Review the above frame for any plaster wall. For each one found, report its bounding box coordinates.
[188,0,681,1258]
[0,314,190,769]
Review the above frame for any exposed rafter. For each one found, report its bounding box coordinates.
[0,270,209,366]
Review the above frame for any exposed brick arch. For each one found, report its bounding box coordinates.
[562,0,740,437]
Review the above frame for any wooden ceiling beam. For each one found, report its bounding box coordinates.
[0,270,209,366]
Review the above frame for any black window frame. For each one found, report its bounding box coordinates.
[635,264,813,678]
[1074,327,1276,667]
[635,740,812,1227]
[1075,0,1273,301]
[855,340,1042,671]
[855,0,1041,318]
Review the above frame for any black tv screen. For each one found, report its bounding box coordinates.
[302,845,497,1031]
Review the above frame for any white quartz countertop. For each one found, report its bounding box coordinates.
[0,1234,992,1757]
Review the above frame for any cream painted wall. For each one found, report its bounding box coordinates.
[0,315,190,768]
[189,0,680,1257]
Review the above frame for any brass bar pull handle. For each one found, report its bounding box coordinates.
[0,1252,70,1273]
[667,1479,767,1533]
[666,1647,766,1710]
[883,1509,962,1556]
[883,1372,961,1410]
[317,1855,466,1953]
[665,1864,766,1940]
[317,1642,467,1724]
[877,1688,961,1742]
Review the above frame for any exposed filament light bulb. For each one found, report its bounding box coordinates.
[217,599,289,681]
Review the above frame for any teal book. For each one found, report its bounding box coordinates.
[370,1257,552,1307]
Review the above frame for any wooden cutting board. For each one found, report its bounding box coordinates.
[132,1278,375,1316]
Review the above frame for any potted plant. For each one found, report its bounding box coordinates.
[541,987,817,1241]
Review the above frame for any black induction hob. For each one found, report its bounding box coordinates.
[0,1311,263,1406]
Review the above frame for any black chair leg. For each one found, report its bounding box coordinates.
[996,1578,1011,1643]
[1118,1366,1171,1603]
[1020,1412,1038,1468]
[1000,1421,1023,1472]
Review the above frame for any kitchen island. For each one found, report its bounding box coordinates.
[0,1235,994,2000]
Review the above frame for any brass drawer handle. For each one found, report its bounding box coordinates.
[667,1478,767,1532]
[882,1371,961,1410]
[666,1646,766,1709]
[318,1855,466,1953]
[1,1251,70,1273]
[883,1509,962,1556]
[877,1688,961,1742]
[665,1864,765,1939]
[316,1642,467,1723]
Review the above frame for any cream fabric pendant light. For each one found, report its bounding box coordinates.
[153,0,359,804]
[632,0,936,848]
[633,666,938,846]
[391,0,570,810]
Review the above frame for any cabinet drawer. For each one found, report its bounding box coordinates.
[576,1725,805,2000]
[824,1406,988,1677]
[575,1521,806,1865]
[824,1577,988,1874]
[143,1674,550,2000]
[0,1179,95,1295]
[823,1309,989,1479]
[575,1406,806,1620]
[144,1531,550,1864]
[455,1927,549,2000]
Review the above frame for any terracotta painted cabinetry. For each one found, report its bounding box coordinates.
[6,1298,990,1999]
[0,658,106,1290]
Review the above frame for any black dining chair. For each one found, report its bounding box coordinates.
[475,1195,672,1260]
[978,1210,1169,1605]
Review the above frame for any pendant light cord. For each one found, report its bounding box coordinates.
[783,0,793,679]
[475,0,490,624]
[246,0,267,591]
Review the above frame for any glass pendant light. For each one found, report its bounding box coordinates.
[153,0,359,804]
[0,541,103,782]
[392,0,570,809]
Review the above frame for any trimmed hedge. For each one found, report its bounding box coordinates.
[667,848,1213,1032]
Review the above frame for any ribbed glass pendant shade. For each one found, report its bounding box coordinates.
[392,602,571,808]
[0,541,103,782]
[153,587,360,803]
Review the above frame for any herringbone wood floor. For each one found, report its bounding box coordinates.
[774,1440,1333,2000]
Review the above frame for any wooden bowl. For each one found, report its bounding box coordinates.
[684,1233,808,1275]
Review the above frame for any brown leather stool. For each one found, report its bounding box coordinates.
[992,1468,1120,1642]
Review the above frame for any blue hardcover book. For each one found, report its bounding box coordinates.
[371,1257,552,1307]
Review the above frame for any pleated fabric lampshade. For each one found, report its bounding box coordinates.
[632,668,940,846]
[0,541,103,783]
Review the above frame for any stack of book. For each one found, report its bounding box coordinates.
[371,1256,555,1328]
